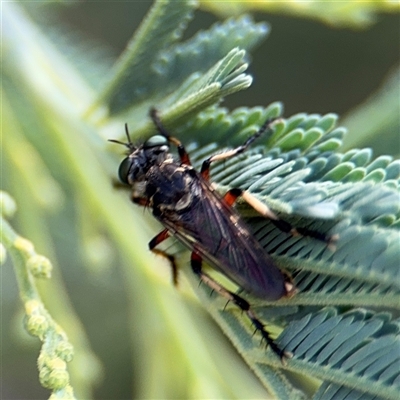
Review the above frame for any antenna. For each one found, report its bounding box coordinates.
[109,123,135,151]
[125,123,132,144]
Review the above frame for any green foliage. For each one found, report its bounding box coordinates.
[95,5,268,116]
[342,68,400,156]
[177,106,399,399]
[200,0,400,29]
[1,202,75,398]
[96,0,197,114]
[2,0,399,399]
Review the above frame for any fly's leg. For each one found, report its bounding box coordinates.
[150,108,191,165]
[149,228,179,286]
[190,252,291,360]
[195,115,337,246]
[223,190,295,296]
[224,188,338,248]
[131,193,178,284]
[201,117,281,180]
[150,110,279,171]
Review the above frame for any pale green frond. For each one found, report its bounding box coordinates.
[96,0,197,115]
[314,382,393,400]
[151,15,268,99]
[3,1,399,398]
[279,309,400,400]
[1,204,76,399]
[103,48,255,142]
[177,104,400,399]
[94,0,268,117]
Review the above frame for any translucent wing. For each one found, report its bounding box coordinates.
[157,176,287,300]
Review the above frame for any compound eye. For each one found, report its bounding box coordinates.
[143,135,168,149]
[118,157,133,184]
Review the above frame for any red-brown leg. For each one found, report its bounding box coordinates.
[149,108,191,165]
[223,188,337,246]
[149,229,178,285]
[190,250,290,360]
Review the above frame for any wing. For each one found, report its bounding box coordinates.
[157,176,287,301]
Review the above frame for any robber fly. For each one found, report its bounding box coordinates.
[110,109,336,359]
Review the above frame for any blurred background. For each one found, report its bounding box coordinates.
[55,2,399,118]
[2,1,399,399]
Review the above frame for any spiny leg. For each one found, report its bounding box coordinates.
[190,251,290,360]
[222,189,299,296]
[194,113,337,246]
[149,108,191,165]
[201,117,281,180]
[134,193,179,285]
[224,188,337,247]
[149,228,178,285]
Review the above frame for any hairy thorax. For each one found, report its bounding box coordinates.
[146,160,198,215]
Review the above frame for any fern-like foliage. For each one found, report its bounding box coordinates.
[1,193,76,398]
[93,1,268,118]
[173,105,399,399]
[3,0,399,399]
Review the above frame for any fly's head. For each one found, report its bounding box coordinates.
[116,135,171,186]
